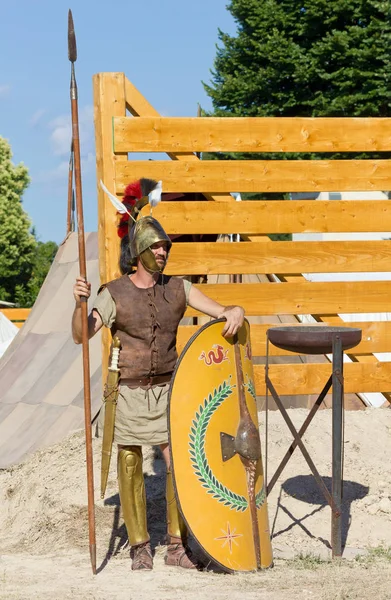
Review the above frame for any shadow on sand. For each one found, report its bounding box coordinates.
[270,474,369,552]
[96,448,216,573]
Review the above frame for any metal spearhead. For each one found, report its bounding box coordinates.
[68,10,77,99]
[68,9,77,63]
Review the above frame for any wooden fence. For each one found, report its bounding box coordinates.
[0,308,31,328]
[93,72,391,401]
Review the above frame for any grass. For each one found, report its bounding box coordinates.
[355,545,391,564]
[286,551,329,570]
[285,545,391,570]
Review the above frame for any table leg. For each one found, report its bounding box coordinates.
[332,334,343,557]
[266,375,339,514]
[267,375,332,495]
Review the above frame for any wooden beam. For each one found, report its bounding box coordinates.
[276,273,391,404]
[122,76,278,243]
[93,72,127,284]
[123,78,231,202]
[1,308,31,321]
[137,200,391,235]
[177,321,391,356]
[166,240,391,275]
[116,159,391,193]
[252,361,391,395]
[114,116,391,153]
[183,281,391,316]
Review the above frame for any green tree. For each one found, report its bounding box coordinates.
[203,0,390,240]
[0,136,36,304]
[14,240,59,307]
[0,137,58,307]
[205,0,391,119]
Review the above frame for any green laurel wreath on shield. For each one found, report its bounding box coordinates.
[188,378,266,512]
[244,376,256,402]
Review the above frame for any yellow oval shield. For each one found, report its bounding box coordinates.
[169,319,273,572]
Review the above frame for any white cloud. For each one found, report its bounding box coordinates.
[49,115,71,156]
[0,84,11,98]
[48,105,94,157]
[33,160,70,184]
[29,109,46,127]
[33,150,95,185]
[82,152,95,171]
[35,105,95,186]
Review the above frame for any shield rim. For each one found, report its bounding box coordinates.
[168,317,253,574]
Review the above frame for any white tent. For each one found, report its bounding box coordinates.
[0,312,18,358]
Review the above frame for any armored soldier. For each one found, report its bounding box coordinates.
[72,179,244,571]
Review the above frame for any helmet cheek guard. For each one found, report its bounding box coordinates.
[129,216,172,274]
[138,246,168,274]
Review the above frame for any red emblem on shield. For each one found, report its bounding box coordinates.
[199,344,229,366]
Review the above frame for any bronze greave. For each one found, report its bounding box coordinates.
[118,446,149,547]
[166,469,187,543]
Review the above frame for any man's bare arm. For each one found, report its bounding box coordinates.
[72,277,103,344]
[188,286,245,338]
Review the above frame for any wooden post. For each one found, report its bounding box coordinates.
[93,72,128,378]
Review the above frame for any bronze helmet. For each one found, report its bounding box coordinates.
[125,178,172,274]
[129,215,172,274]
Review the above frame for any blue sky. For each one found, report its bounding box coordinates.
[0,1,236,244]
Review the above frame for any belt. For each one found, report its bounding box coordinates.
[120,373,173,388]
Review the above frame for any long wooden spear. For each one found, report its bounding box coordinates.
[68,9,97,574]
[66,141,74,235]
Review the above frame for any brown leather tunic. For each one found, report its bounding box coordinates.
[106,274,186,379]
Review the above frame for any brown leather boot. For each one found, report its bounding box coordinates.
[131,541,153,571]
[165,539,199,569]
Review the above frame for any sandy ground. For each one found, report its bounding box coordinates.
[1,407,391,600]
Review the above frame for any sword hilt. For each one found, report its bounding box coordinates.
[109,337,121,372]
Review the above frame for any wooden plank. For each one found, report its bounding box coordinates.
[183,281,391,316]
[166,240,391,275]
[116,160,391,193]
[321,319,391,356]
[138,200,391,235]
[114,116,391,153]
[177,321,391,356]
[124,78,160,118]
[122,76,282,244]
[1,309,31,320]
[253,361,391,395]
[274,273,391,403]
[123,78,231,202]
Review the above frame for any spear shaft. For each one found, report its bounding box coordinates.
[68,9,97,575]
[66,141,74,235]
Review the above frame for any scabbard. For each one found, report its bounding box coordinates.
[100,368,120,499]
